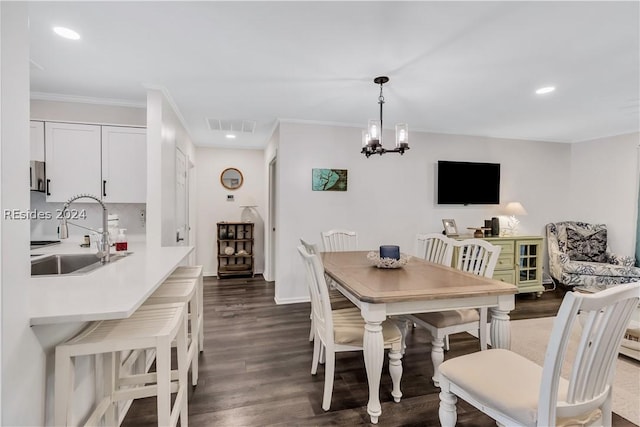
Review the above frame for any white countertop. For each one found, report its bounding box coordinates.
[28,240,194,325]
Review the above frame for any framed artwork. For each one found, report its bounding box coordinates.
[442,219,459,236]
[312,168,348,191]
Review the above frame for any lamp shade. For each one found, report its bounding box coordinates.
[239,196,258,208]
[504,202,528,216]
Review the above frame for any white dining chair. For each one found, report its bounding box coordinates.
[414,233,455,265]
[321,229,358,252]
[406,238,501,386]
[300,238,355,344]
[438,282,640,427]
[397,233,456,353]
[297,244,403,411]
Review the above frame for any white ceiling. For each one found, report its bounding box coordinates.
[28,1,639,149]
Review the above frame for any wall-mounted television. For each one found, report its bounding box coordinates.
[437,161,501,205]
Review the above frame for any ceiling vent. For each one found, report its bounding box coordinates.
[207,118,256,133]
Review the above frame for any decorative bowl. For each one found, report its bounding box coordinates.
[367,251,411,269]
[224,246,235,255]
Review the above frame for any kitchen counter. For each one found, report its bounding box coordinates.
[28,240,194,325]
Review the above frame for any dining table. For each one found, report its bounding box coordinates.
[321,250,517,424]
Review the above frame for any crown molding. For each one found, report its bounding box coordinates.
[30,91,146,108]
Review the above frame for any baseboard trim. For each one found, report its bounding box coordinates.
[274,295,310,305]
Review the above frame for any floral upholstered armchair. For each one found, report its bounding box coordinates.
[546,221,640,289]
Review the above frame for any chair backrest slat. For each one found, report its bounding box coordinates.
[537,283,640,425]
[452,238,501,278]
[415,233,455,266]
[321,229,357,252]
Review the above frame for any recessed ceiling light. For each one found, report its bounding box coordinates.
[225,134,237,139]
[535,86,556,95]
[53,26,80,40]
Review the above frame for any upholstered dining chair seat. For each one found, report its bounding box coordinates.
[439,349,601,427]
[332,307,402,350]
[438,283,640,427]
[411,309,480,329]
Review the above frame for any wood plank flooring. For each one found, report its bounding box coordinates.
[122,276,637,426]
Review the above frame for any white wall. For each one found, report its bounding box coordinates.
[1,4,47,425]
[195,147,266,276]
[275,121,573,303]
[569,132,639,255]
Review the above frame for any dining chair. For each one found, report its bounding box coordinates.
[406,238,501,386]
[321,229,358,252]
[300,238,356,343]
[414,233,455,265]
[297,244,403,411]
[438,282,640,427]
[397,233,456,352]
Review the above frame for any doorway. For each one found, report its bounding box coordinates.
[268,156,277,281]
[176,147,188,246]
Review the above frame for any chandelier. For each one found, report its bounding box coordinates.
[361,76,409,157]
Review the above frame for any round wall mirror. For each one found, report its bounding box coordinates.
[220,167,244,190]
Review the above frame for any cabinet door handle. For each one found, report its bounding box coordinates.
[102,180,107,197]
[46,179,51,196]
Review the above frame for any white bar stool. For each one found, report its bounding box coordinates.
[54,303,188,427]
[166,265,204,351]
[143,277,199,386]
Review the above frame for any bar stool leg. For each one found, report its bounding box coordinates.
[103,352,117,426]
[198,275,204,351]
[156,338,172,426]
[54,347,73,426]
[190,295,200,386]
[177,310,189,425]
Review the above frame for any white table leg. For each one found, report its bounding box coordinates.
[361,304,387,424]
[489,306,511,349]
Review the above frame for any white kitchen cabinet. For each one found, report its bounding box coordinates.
[101,126,146,203]
[45,122,102,202]
[30,120,45,161]
[43,122,146,203]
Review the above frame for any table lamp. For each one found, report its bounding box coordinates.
[239,196,258,222]
[503,202,527,235]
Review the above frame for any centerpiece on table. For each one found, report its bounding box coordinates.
[367,245,411,269]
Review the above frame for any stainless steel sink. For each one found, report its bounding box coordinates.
[31,253,127,276]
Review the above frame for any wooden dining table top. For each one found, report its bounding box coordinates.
[321,251,517,304]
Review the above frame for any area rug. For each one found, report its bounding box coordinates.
[509,317,640,425]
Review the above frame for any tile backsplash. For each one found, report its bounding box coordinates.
[30,191,146,240]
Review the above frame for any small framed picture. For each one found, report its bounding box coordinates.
[442,219,459,236]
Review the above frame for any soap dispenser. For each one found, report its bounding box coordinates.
[116,228,128,252]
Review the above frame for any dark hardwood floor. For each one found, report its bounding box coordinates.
[122,277,637,427]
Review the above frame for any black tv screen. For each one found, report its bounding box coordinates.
[437,161,500,205]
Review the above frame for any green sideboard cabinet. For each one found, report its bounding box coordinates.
[454,235,545,296]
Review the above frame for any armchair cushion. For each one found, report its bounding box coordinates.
[566,226,607,262]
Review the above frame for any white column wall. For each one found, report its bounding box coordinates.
[1,3,47,425]
[146,89,197,248]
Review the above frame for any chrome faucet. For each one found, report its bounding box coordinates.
[58,193,110,263]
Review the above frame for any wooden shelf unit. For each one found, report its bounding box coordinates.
[217,222,254,278]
